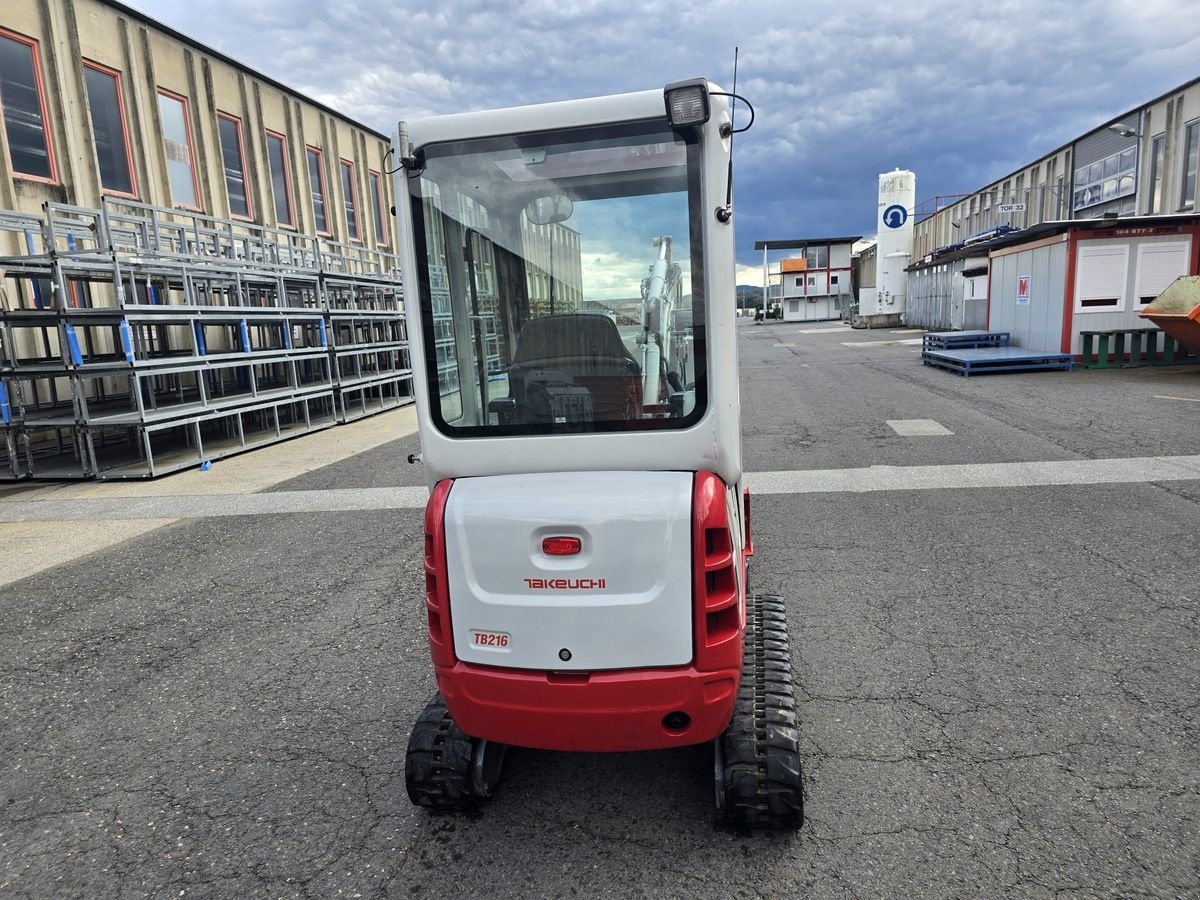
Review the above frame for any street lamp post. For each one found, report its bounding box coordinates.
[761,244,768,321]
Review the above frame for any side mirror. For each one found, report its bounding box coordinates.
[525,194,573,226]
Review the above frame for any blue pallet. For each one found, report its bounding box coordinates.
[922,346,1073,376]
[922,330,1011,350]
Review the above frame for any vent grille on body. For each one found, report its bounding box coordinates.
[692,471,743,672]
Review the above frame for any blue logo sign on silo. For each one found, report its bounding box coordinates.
[883,204,908,229]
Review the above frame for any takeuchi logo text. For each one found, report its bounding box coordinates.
[523,577,607,590]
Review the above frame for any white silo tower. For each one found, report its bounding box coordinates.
[861,169,916,327]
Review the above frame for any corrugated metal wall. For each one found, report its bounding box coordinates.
[906,262,957,329]
[905,257,988,330]
[988,239,1069,352]
[1074,129,1137,170]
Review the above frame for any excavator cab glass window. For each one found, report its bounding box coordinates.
[407,119,706,436]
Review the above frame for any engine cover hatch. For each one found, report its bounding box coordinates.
[444,471,693,671]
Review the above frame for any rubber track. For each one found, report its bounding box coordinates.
[405,693,481,812]
[719,593,804,829]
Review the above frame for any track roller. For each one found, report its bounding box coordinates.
[405,693,507,812]
[714,593,804,829]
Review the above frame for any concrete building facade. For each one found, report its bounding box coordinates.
[915,76,1200,263]
[0,0,398,251]
[913,145,1074,261]
[908,75,1200,332]
[0,1,421,481]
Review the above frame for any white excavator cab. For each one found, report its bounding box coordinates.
[392,79,803,829]
[395,82,742,484]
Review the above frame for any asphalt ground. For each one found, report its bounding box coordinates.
[1,319,1198,898]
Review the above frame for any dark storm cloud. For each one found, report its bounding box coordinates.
[130,0,1200,276]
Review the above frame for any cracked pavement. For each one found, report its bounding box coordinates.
[1,321,1198,898]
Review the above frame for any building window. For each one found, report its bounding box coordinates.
[1073,147,1137,213]
[217,113,251,219]
[804,245,828,268]
[340,159,359,241]
[369,169,387,246]
[0,29,56,182]
[1134,241,1190,306]
[157,89,200,209]
[307,146,329,234]
[82,61,135,196]
[1148,135,1165,215]
[265,130,294,227]
[1074,244,1128,311]
[1182,121,1199,211]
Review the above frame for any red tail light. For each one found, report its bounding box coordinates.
[692,471,742,673]
[424,479,457,667]
[542,536,582,556]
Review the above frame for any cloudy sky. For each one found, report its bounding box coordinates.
[133,0,1200,283]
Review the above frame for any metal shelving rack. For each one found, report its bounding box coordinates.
[0,200,411,480]
[317,237,412,423]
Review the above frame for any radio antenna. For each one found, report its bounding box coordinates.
[713,47,754,223]
[725,46,738,213]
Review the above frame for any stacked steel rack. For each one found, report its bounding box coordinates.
[0,200,411,480]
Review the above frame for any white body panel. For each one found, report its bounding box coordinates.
[392,86,743,490]
[444,472,694,671]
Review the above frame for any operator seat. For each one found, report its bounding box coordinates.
[505,313,642,422]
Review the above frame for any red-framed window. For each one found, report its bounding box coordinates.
[0,27,58,183]
[369,169,387,247]
[156,88,201,210]
[217,112,252,220]
[82,61,136,197]
[265,129,295,227]
[340,158,360,241]
[306,145,330,235]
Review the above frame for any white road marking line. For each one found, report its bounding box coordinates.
[747,455,1200,495]
[3,455,1199,523]
[0,486,431,522]
[841,338,925,347]
[1155,394,1200,403]
[887,419,954,436]
[774,342,796,347]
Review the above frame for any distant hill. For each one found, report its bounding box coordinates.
[736,284,764,308]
